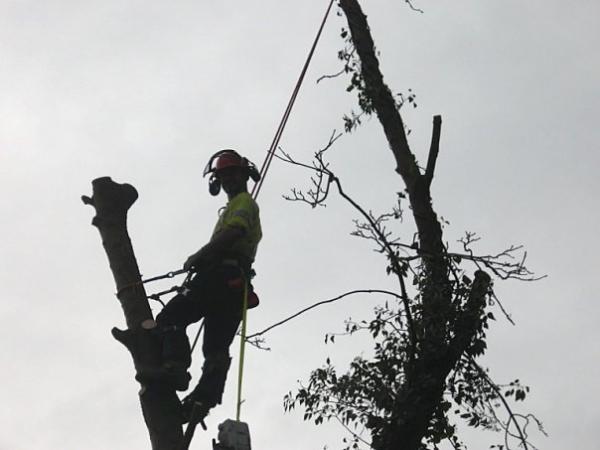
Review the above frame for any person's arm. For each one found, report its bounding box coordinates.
[184,226,245,270]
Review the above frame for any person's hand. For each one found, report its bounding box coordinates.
[183,253,199,271]
[184,246,210,271]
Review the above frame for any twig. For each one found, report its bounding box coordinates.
[317,68,346,83]
[405,0,424,14]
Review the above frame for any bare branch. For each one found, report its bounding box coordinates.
[490,291,516,325]
[317,68,346,83]
[245,335,271,352]
[246,289,402,340]
[457,233,545,281]
[278,131,342,207]
[404,0,424,14]
[424,115,442,186]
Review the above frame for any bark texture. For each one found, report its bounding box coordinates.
[339,1,491,448]
[83,177,182,450]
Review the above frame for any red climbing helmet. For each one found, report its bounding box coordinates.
[215,151,245,171]
[203,149,261,195]
[204,150,248,176]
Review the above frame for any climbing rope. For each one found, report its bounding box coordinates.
[251,0,336,200]
[236,0,336,421]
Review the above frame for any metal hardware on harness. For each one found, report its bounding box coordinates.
[143,268,187,284]
[147,271,194,307]
[116,268,189,297]
[212,420,251,450]
[147,285,184,307]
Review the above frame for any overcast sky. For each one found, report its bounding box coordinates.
[1,1,598,449]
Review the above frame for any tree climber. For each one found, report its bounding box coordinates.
[155,149,262,423]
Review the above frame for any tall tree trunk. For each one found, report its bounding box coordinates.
[83,177,182,450]
[339,1,491,448]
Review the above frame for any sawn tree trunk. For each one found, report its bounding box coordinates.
[83,176,182,450]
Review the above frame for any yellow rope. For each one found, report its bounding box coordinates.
[235,280,249,421]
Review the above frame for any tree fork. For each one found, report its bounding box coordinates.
[83,176,183,450]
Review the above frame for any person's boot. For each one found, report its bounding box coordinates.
[134,324,192,391]
[146,324,192,390]
[180,389,213,424]
[163,360,192,391]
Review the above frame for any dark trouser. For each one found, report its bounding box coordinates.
[156,264,244,407]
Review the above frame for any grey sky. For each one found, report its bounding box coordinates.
[1,1,598,449]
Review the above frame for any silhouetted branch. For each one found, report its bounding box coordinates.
[330,176,418,351]
[468,357,541,450]
[317,68,346,83]
[424,115,442,186]
[246,289,402,340]
[490,291,515,325]
[404,0,424,14]
[278,131,341,207]
[245,335,271,352]
[458,232,544,281]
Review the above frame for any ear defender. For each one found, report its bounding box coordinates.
[247,162,261,183]
[208,175,221,196]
